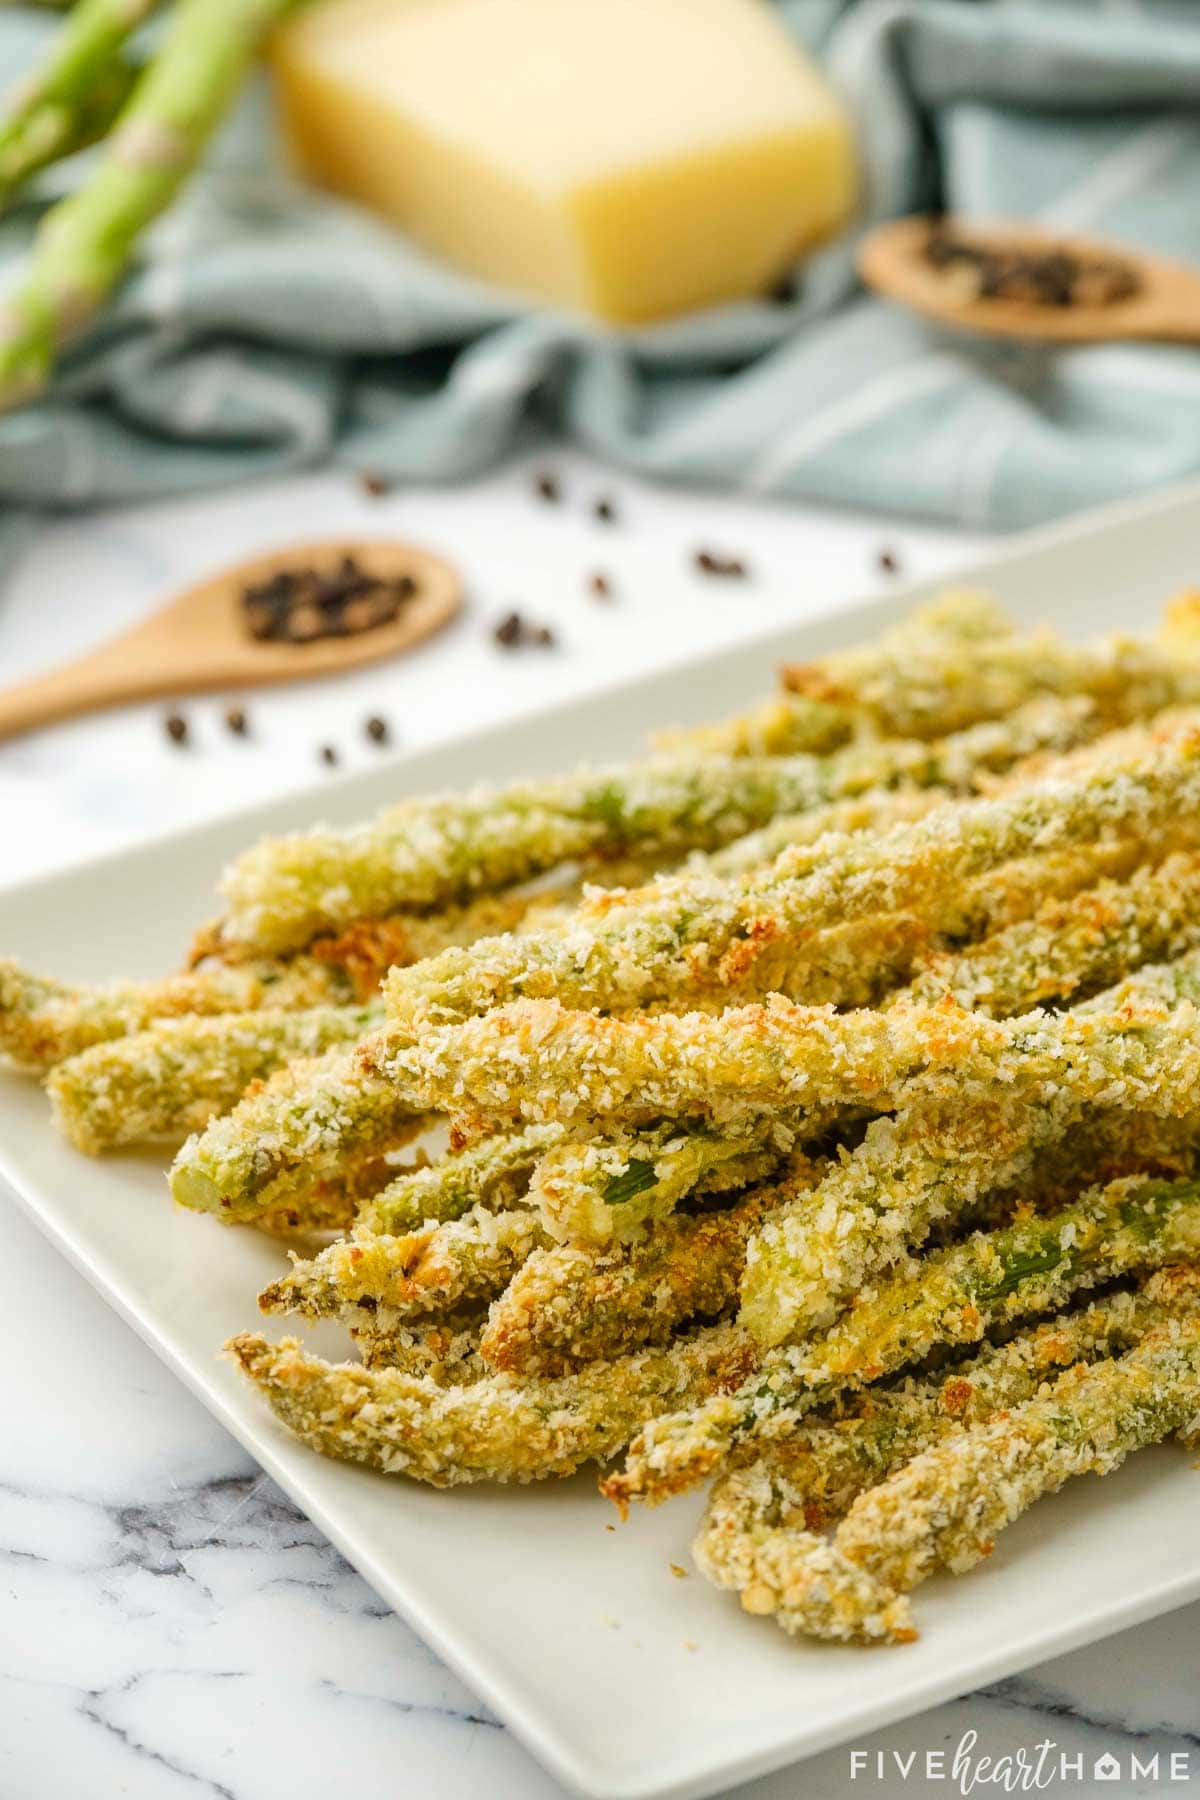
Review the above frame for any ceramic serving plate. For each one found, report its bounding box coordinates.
[4,479,1200,1800]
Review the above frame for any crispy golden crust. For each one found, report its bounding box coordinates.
[227,1323,758,1486]
[259,1205,546,1323]
[46,1003,384,1153]
[603,1172,1200,1510]
[0,953,353,1072]
[695,1273,1200,1643]
[480,1191,774,1377]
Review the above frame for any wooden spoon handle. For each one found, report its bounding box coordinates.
[0,645,167,741]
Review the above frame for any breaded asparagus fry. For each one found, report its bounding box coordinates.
[739,952,1200,1347]
[656,590,1016,756]
[603,1172,1200,1509]
[696,1272,1200,1642]
[47,1003,384,1153]
[481,1188,779,1376]
[169,1038,422,1222]
[384,725,1200,1031]
[531,1116,806,1248]
[373,968,1200,1127]
[259,1205,547,1323]
[214,756,864,955]
[348,1315,487,1381]
[739,1086,1075,1347]
[0,953,355,1072]
[215,689,1112,960]
[834,1308,1200,1633]
[360,1123,561,1235]
[900,851,1200,1015]
[228,1322,758,1485]
[774,625,1200,741]
[252,1149,410,1237]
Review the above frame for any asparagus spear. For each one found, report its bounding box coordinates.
[696,1274,1199,1642]
[833,1307,1200,1634]
[602,1171,1200,1510]
[0,0,297,407]
[385,723,1200,1032]
[227,1320,756,1487]
[259,1204,547,1323]
[361,1122,562,1235]
[47,1000,383,1152]
[216,698,1101,959]
[0,19,142,210]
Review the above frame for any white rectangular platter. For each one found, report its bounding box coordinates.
[4,478,1200,1800]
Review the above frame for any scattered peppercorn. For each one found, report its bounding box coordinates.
[357,470,392,498]
[588,571,613,600]
[365,714,390,745]
[492,609,557,649]
[164,711,189,746]
[319,744,339,767]
[224,705,249,737]
[534,471,561,503]
[593,496,618,524]
[693,549,750,579]
[877,548,901,576]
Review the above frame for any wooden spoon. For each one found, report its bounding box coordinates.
[0,537,462,742]
[857,215,1200,344]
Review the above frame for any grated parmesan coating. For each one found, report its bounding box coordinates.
[602,1172,1200,1510]
[656,590,1017,756]
[384,723,1200,1031]
[360,1122,561,1236]
[0,953,355,1073]
[695,1272,1200,1643]
[227,1322,758,1486]
[480,1185,794,1377]
[169,1037,425,1221]
[834,1303,1200,1624]
[259,1204,547,1323]
[47,1003,384,1153]
[216,684,1108,961]
[371,969,1200,1128]
[899,850,1200,1016]
[530,1116,811,1248]
[214,756,890,955]
[740,953,1200,1347]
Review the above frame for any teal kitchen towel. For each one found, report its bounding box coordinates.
[2,0,1200,537]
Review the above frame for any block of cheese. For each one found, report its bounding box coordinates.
[272,0,857,323]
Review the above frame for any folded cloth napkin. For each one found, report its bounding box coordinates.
[2,0,1200,545]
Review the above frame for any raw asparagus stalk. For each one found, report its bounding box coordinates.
[0,7,143,210]
[0,0,297,408]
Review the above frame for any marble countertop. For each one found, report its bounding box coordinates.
[1,454,1197,1800]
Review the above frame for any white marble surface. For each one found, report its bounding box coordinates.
[1,454,1198,1800]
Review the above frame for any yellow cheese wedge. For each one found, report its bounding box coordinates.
[272,0,857,323]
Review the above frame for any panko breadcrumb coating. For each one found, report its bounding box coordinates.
[0,952,355,1072]
[604,1172,1200,1510]
[383,724,1200,1032]
[832,1306,1200,1633]
[259,1204,547,1323]
[481,1188,778,1377]
[47,1002,383,1152]
[227,1322,758,1486]
[360,1122,561,1235]
[696,1271,1200,1642]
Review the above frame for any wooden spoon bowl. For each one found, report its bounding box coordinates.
[858,215,1200,344]
[0,537,462,741]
